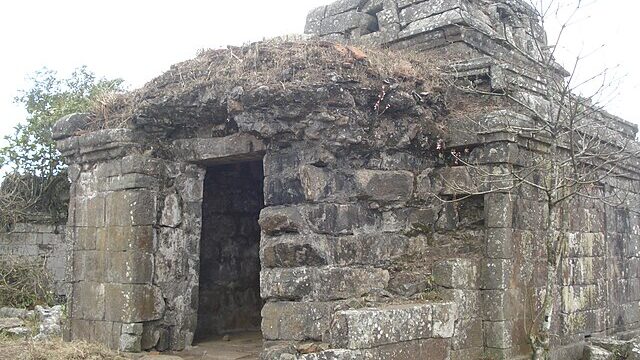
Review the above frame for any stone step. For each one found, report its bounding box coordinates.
[289,338,451,360]
[330,301,457,350]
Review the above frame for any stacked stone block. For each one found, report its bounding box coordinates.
[48,1,640,357]
[0,223,67,296]
[258,142,476,358]
[305,0,547,63]
[606,197,640,335]
[433,259,483,359]
[53,121,205,352]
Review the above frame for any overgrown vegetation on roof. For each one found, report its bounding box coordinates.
[92,38,459,129]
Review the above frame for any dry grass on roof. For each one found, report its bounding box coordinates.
[89,37,450,129]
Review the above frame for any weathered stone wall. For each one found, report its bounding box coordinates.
[48,0,640,358]
[196,161,263,338]
[434,127,640,359]
[257,141,484,359]
[53,67,490,358]
[300,1,640,356]
[52,141,205,351]
[0,223,67,297]
[305,0,546,63]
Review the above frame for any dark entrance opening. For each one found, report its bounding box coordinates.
[195,160,264,343]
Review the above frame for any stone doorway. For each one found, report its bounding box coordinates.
[194,160,264,344]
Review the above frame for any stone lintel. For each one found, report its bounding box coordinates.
[173,133,266,165]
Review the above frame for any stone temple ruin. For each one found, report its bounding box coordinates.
[46,0,640,359]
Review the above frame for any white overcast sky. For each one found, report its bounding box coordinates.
[0,0,638,143]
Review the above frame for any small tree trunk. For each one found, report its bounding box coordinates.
[531,251,556,360]
[531,203,561,360]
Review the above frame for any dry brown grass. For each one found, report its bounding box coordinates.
[89,38,450,130]
[0,337,127,360]
[0,257,55,309]
[0,173,68,230]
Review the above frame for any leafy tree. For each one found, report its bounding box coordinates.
[0,67,124,228]
[0,66,124,177]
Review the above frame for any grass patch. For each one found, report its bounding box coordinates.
[0,337,127,360]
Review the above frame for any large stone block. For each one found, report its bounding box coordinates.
[331,304,434,349]
[382,207,437,233]
[289,349,363,360]
[429,167,474,196]
[261,301,334,341]
[160,192,182,228]
[107,251,154,284]
[120,333,142,352]
[451,318,483,350]
[583,344,614,360]
[106,191,157,227]
[354,170,414,202]
[259,207,306,235]
[263,144,336,179]
[69,318,94,341]
[432,302,457,338]
[319,11,378,35]
[172,134,265,164]
[299,165,353,202]
[331,233,420,267]
[433,259,478,289]
[52,113,90,140]
[561,257,605,286]
[414,168,435,200]
[483,320,513,349]
[260,267,389,301]
[74,227,97,251]
[175,172,205,204]
[481,290,517,321]
[96,225,154,252]
[264,176,305,206]
[377,8,400,28]
[512,198,547,230]
[484,193,513,228]
[486,228,513,259]
[560,309,606,335]
[439,289,480,320]
[299,165,342,202]
[69,319,121,350]
[450,347,484,360]
[76,196,106,227]
[398,9,465,39]
[326,0,366,17]
[303,204,380,235]
[398,0,462,26]
[366,338,450,360]
[481,259,511,290]
[261,234,330,268]
[99,174,159,192]
[469,142,520,165]
[71,282,105,321]
[306,5,327,25]
[567,232,605,258]
[104,284,165,323]
[93,321,121,351]
[561,284,605,313]
[73,250,107,282]
[626,234,640,258]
